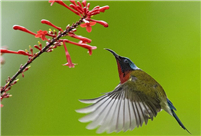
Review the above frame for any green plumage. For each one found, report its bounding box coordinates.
[76,49,190,134]
[129,70,167,110]
[130,70,166,98]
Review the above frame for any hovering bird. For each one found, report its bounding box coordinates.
[76,49,190,134]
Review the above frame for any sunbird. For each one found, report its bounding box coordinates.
[76,49,190,134]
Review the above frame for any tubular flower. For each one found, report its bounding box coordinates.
[41,19,63,31]
[35,30,48,41]
[62,41,75,68]
[52,0,109,32]
[80,21,96,33]
[0,49,32,56]
[1,0,110,107]
[49,0,59,6]
[13,25,36,36]
[63,39,97,55]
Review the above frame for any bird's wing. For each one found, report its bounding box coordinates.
[76,83,161,134]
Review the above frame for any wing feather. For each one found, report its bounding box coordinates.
[76,96,107,114]
[116,90,125,132]
[78,95,107,104]
[78,93,115,122]
[87,91,119,130]
[128,97,136,130]
[76,82,162,133]
[96,91,121,133]
[137,95,149,125]
[123,91,131,132]
[107,90,123,133]
[133,100,141,127]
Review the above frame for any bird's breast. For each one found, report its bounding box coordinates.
[119,71,132,84]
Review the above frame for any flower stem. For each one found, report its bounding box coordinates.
[1,16,85,94]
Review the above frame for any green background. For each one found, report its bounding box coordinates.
[1,1,200,136]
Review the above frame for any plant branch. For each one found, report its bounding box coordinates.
[1,0,109,107]
[1,17,85,94]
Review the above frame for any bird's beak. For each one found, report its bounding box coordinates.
[105,48,120,60]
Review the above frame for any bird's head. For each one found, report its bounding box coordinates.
[105,48,139,83]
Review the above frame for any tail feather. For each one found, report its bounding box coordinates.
[171,109,191,134]
[167,99,191,134]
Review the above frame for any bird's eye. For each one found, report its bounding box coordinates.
[124,59,129,63]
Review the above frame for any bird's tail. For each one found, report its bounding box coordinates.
[167,99,191,134]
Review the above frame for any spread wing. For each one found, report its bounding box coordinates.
[76,83,162,134]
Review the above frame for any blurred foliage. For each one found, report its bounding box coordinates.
[1,1,200,136]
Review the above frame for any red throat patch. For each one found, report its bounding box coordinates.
[117,61,131,84]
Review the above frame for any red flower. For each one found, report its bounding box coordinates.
[0,49,32,56]
[48,0,109,29]
[48,0,109,30]
[99,5,109,13]
[35,30,48,41]
[80,21,96,33]
[49,0,55,6]
[0,46,7,65]
[87,18,108,27]
[49,0,61,6]
[62,39,96,55]
[62,41,75,68]
[68,33,91,43]
[82,0,86,7]
[55,0,79,15]
[41,19,63,31]
[13,25,36,36]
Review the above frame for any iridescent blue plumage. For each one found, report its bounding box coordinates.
[167,99,191,134]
